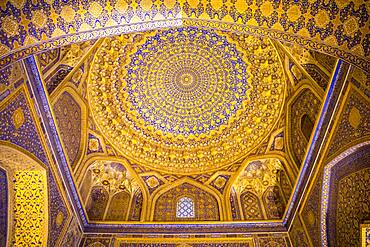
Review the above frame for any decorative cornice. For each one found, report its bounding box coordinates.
[2,18,369,72]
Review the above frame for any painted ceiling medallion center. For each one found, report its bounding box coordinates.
[88,27,285,174]
[125,28,249,137]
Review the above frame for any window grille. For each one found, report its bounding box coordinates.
[176,197,194,218]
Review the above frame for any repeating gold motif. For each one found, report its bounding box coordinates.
[233,158,284,197]
[231,158,290,220]
[89,160,139,196]
[1,0,369,73]
[88,27,284,174]
[287,87,322,166]
[2,2,369,243]
[13,171,47,247]
[336,167,370,247]
[53,91,82,169]
[154,182,220,221]
[327,86,370,158]
[12,108,24,130]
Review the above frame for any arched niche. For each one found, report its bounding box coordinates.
[105,190,131,221]
[240,190,264,220]
[0,144,49,247]
[229,157,292,220]
[51,86,87,173]
[151,179,222,221]
[300,114,315,142]
[321,142,370,247]
[286,85,322,168]
[86,185,109,221]
[80,159,145,222]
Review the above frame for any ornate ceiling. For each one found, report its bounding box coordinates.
[1,0,369,71]
[0,1,369,246]
[88,27,285,173]
[41,26,331,227]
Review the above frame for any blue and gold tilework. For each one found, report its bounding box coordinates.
[88,26,285,174]
[126,27,249,137]
[0,0,368,70]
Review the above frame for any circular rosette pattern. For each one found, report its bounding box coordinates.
[88,27,285,174]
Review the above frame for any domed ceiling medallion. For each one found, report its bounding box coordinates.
[88,27,285,174]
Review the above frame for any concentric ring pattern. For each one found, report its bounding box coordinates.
[88,27,285,174]
[125,28,249,137]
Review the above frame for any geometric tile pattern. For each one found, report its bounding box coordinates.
[176,197,195,218]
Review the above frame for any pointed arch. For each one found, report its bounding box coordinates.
[86,186,109,221]
[321,141,370,247]
[0,143,49,247]
[51,86,88,172]
[286,84,323,168]
[225,154,294,220]
[78,156,148,221]
[262,186,285,219]
[105,191,131,221]
[129,188,144,221]
[240,191,264,220]
[226,155,292,221]
[150,177,223,221]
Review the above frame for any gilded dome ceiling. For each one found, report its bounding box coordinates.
[2,0,370,244]
[88,27,285,174]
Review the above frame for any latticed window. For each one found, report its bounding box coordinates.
[176,197,195,218]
